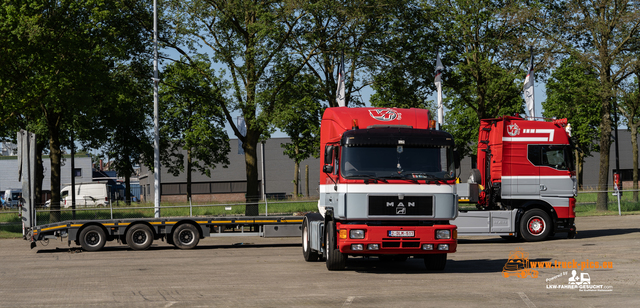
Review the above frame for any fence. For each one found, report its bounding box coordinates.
[0,199,318,227]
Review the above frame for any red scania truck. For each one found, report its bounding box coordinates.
[454,116,577,241]
[301,107,459,271]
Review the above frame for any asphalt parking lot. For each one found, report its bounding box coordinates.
[0,215,638,307]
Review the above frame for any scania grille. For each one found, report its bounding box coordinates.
[368,195,433,216]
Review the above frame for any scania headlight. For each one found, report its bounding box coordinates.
[350,229,365,239]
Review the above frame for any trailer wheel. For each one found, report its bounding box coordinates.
[302,217,319,261]
[172,224,200,249]
[126,224,154,250]
[325,221,346,270]
[424,253,447,271]
[79,225,106,252]
[520,209,551,242]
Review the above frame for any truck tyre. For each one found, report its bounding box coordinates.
[424,253,447,271]
[302,217,319,261]
[520,209,552,242]
[325,221,346,270]
[79,225,106,252]
[172,224,200,249]
[126,224,154,250]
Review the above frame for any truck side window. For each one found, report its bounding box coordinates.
[528,145,542,165]
[528,145,569,170]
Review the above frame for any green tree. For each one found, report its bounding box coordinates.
[101,61,155,205]
[0,0,152,221]
[291,0,396,107]
[538,0,640,211]
[618,70,640,202]
[159,57,230,203]
[271,69,323,197]
[543,56,601,189]
[426,0,529,158]
[369,0,438,110]
[164,0,324,214]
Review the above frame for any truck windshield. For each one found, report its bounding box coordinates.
[341,145,455,180]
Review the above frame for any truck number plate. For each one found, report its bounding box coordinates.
[388,230,414,237]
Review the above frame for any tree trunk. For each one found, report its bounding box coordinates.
[575,149,584,190]
[125,171,131,206]
[631,124,638,202]
[305,165,309,198]
[187,147,192,203]
[35,140,46,207]
[293,161,299,199]
[596,94,612,211]
[244,129,260,216]
[48,116,62,223]
[293,146,299,199]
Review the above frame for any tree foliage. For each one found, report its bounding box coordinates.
[0,0,152,221]
[543,56,601,188]
[271,68,323,197]
[426,0,528,157]
[537,0,640,210]
[159,57,230,202]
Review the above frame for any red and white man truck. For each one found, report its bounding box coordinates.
[302,107,459,271]
[455,116,577,241]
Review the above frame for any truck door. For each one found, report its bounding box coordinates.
[515,145,540,197]
[539,145,575,197]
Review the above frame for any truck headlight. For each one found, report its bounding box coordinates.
[437,244,449,251]
[422,244,434,250]
[350,229,365,239]
[351,244,364,251]
[436,229,451,239]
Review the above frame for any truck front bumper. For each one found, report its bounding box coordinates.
[335,223,457,255]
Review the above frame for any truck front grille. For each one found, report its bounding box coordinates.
[368,195,433,216]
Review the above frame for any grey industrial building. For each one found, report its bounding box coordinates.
[138,138,322,202]
[2,129,637,204]
[139,130,638,203]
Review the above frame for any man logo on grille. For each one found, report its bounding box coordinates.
[396,207,406,214]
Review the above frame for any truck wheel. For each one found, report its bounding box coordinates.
[172,224,200,249]
[520,209,551,241]
[79,225,106,252]
[126,224,154,250]
[325,221,346,270]
[302,217,319,261]
[424,253,447,271]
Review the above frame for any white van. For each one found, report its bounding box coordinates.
[60,183,110,208]
[3,189,22,208]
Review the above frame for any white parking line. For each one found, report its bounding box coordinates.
[517,292,537,308]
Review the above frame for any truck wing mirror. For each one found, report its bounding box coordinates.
[323,165,334,173]
[324,145,334,165]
